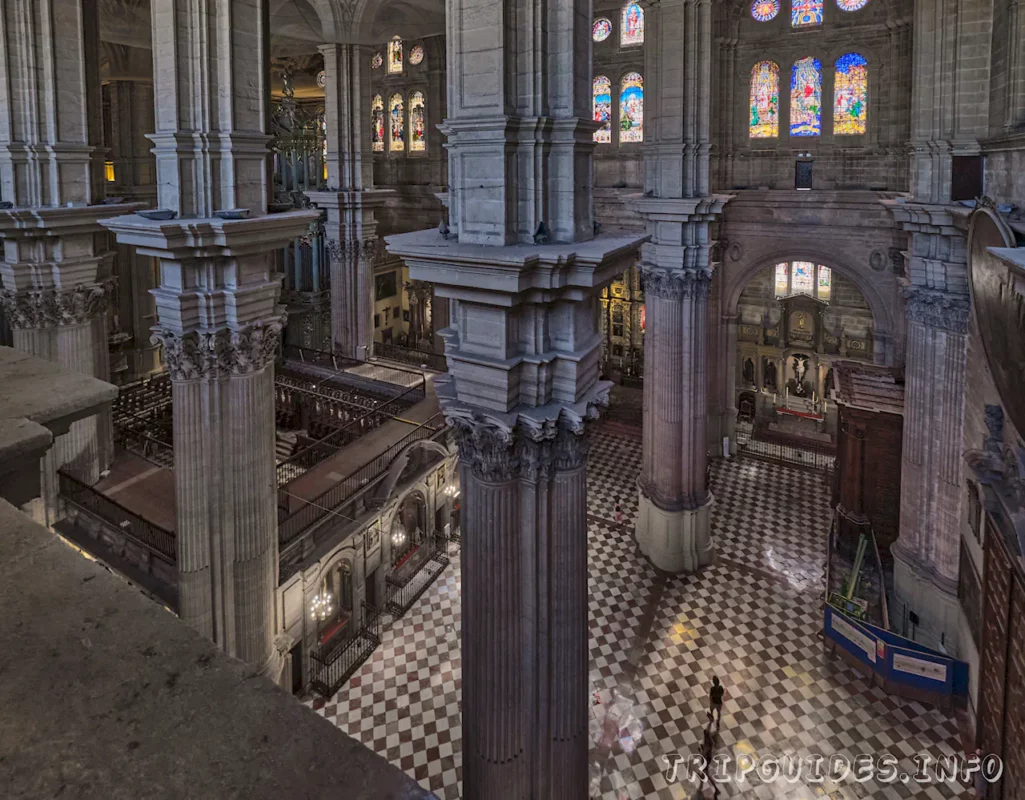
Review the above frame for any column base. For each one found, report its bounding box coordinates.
[635,489,715,573]
[892,551,961,652]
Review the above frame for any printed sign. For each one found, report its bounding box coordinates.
[892,652,948,683]
[831,612,876,663]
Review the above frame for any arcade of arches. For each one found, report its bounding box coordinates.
[2,0,1025,798]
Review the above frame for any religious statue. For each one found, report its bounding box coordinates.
[763,359,778,392]
[792,355,809,396]
[743,358,755,386]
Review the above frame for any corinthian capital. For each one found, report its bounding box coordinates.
[0,280,115,330]
[903,287,970,334]
[153,319,284,380]
[639,266,711,301]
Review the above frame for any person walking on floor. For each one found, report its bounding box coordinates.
[708,676,724,729]
[614,500,624,525]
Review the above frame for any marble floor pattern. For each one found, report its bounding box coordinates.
[311,427,968,799]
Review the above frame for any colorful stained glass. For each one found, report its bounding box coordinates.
[388,93,404,151]
[388,37,403,74]
[837,0,869,9]
[790,57,822,136]
[619,72,643,143]
[750,61,779,138]
[792,262,814,294]
[834,53,868,135]
[774,263,789,296]
[621,3,643,46]
[371,95,384,152]
[751,0,780,21]
[817,265,832,301]
[409,46,424,65]
[409,92,426,152]
[791,0,823,26]
[593,76,612,143]
[371,52,383,69]
[593,18,612,42]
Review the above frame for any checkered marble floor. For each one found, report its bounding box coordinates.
[311,427,968,799]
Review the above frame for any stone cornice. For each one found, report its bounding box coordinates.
[0,202,144,237]
[638,265,712,301]
[0,280,115,329]
[152,319,284,380]
[629,193,733,223]
[903,286,970,334]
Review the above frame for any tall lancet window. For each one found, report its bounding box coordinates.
[409,91,426,152]
[371,95,385,152]
[388,37,403,73]
[388,93,404,151]
[621,2,644,45]
[833,53,868,135]
[749,61,780,138]
[619,72,644,143]
[790,57,822,136]
[593,76,612,143]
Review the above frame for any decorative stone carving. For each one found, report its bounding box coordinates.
[0,280,115,330]
[326,237,381,266]
[869,250,887,272]
[903,286,970,334]
[728,242,743,262]
[450,409,599,483]
[639,266,712,301]
[153,319,284,380]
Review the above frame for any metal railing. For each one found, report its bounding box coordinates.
[308,602,382,699]
[58,469,176,563]
[735,423,836,476]
[275,380,429,487]
[282,344,429,388]
[374,341,448,373]
[385,534,451,618]
[278,413,447,564]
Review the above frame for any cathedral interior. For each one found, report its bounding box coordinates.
[2,0,1025,798]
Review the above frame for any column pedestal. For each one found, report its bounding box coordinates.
[635,490,714,573]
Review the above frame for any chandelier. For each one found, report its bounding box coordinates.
[309,591,334,621]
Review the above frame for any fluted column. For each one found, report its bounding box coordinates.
[892,287,969,628]
[455,418,592,798]
[308,43,389,360]
[0,0,140,496]
[99,0,318,675]
[635,266,714,572]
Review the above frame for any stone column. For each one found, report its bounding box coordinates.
[100,0,317,674]
[307,43,390,361]
[0,1,140,493]
[387,0,646,790]
[892,286,969,637]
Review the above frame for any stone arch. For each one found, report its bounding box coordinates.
[722,246,897,358]
[373,438,450,506]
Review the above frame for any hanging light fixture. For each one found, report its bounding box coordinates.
[310,592,334,621]
[391,527,407,548]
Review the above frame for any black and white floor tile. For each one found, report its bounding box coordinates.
[311,427,967,799]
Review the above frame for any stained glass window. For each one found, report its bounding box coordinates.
[621,3,643,46]
[790,57,822,136]
[837,0,869,9]
[817,265,832,301]
[593,18,612,42]
[371,52,383,69]
[371,94,384,152]
[750,61,779,138]
[409,46,424,65]
[751,0,779,21]
[388,93,404,151]
[791,0,823,26]
[619,72,643,143]
[409,91,426,152]
[792,262,815,294]
[593,76,612,143]
[774,263,789,296]
[834,53,868,135]
[388,37,403,74]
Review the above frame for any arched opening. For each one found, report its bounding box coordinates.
[732,259,876,446]
[390,489,428,568]
[310,555,355,646]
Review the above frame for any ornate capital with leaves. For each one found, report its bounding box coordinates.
[639,266,711,301]
[0,280,115,330]
[152,318,285,381]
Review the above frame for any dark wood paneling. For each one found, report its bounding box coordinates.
[978,533,1012,785]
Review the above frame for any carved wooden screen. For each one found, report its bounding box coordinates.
[978,527,1013,798]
